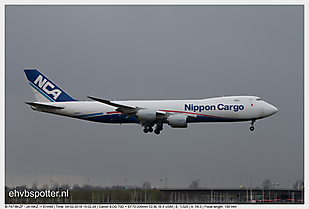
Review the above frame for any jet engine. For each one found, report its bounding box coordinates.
[136,109,156,121]
[167,114,187,128]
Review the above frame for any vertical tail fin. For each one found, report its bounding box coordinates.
[24,69,77,102]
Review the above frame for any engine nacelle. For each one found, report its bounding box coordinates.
[136,109,156,121]
[167,115,187,128]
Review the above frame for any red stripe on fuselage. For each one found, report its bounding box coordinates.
[106,111,121,115]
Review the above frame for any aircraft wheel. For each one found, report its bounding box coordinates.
[250,126,254,131]
[148,127,153,133]
[143,128,149,133]
[156,125,163,131]
[154,129,160,135]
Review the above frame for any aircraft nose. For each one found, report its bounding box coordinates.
[265,103,278,116]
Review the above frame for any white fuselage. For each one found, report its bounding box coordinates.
[24,69,278,134]
[32,96,277,124]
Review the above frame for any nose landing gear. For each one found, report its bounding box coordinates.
[250,120,255,131]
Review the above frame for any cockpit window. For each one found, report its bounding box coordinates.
[257,98,262,101]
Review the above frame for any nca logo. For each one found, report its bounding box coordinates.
[34,75,62,100]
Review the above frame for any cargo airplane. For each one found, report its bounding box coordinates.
[24,69,278,135]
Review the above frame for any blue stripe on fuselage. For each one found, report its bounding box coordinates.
[75,113,139,123]
[187,115,249,123]
[77,112,104,118]
[73,113,248,124]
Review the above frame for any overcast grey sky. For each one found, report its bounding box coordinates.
[5,5,304,189]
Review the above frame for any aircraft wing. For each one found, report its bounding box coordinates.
[160,110,197,118]
[87,96,139,113]
[25,101,64,109]
[184,113,197,118]
[156,110,167,115]
[88,96,198,119]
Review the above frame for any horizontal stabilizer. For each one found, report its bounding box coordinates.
[25,101,64,109]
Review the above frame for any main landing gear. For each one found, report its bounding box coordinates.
[143,127,153,133]
[154,124,163,135]
[250,120,255,131]
[143,122,163,135]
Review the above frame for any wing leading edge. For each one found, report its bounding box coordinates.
[87,96,139,113]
